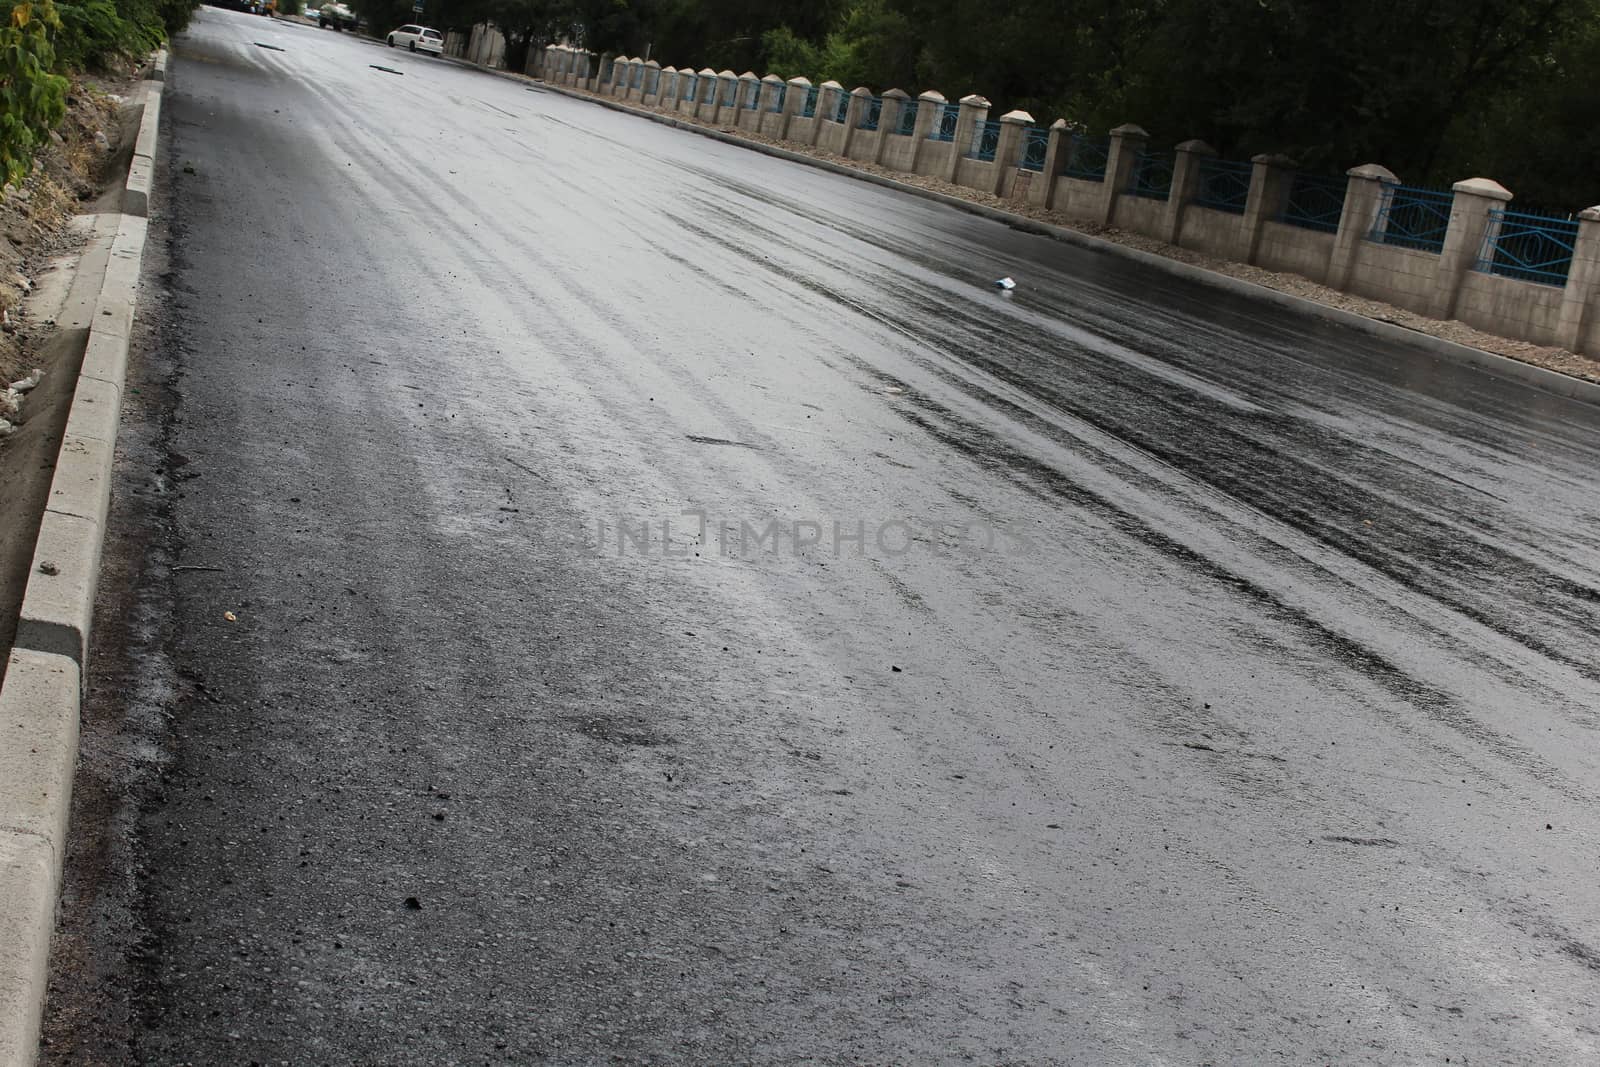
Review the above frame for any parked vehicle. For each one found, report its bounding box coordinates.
[386,24,444,55]
[317,1,355,30]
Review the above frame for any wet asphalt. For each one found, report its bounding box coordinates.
[45,7,1600,1065]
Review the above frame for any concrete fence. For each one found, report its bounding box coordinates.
[525,43,1600,355]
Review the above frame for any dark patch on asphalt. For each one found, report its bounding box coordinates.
[1323,836,1400,847]
[369,65,403,75]
[685,434,756,448]
[563,714,673,747]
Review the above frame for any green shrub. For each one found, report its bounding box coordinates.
[0,0,70,188]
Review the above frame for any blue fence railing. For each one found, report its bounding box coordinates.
[1019,126,1049,171]
[1280,173,1346,233]
[895,100,919,136]
[743,81,761,109]
[645,68,660,96]
[682,74,698,103]
[1194,157,1252,214]
[832,92,850,123]
[929,102,960,142]
[860,95,883,131]
[631,64,644,89]
[769,83,787,113]
[1370,185,1453,253]
[802,85,819,117]
[1476,209,1580,286]
[1063,134,1109,181]
[719,79,737,108]
[1131,151,1174,200]
[970,119,1002,162]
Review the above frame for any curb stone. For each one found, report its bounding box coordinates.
[497,68,1600,409]
[0,49,165,1067]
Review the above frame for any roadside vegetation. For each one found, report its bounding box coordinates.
[350,0,1600,210]
[1,0,196,188]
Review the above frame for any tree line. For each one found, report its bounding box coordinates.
[349,0,1600,211]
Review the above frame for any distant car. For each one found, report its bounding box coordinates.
[304,5,319,18]
[386,24,443,54]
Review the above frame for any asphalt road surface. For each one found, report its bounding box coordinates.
[42,8,1600,1065]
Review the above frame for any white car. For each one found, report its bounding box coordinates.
[386,24,443,55]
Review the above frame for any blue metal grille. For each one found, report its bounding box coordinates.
[630,64,643,89]
[802,86,819,117]
[928,102,959,142]
[1370,185,1452,252]
[744,81,760,109]
[1194,157,1252,214]
[682,74,698,103]
[860,96,883,131]
[769,84,787,113]
[644,67,660,95]
[1476,209,1580,286]
[832,91,849,123]
[895,100,919,136]
[970,119,1001,162]
[1131,151,1174,200]
[719,79,737,107]
[1280,173,1346,232]
[1020,126,1049,171]
[1062,134,1109,181]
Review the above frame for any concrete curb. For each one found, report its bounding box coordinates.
[502,69,1600,409]
[0,50,165,1067]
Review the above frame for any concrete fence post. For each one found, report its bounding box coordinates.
[780,76,810,141]
[629,59,647,101]
[1101,123,1148,226]
[993,110,1032,196]
[758,74,785,133]
[1162,139,1215,245]
[909,90,945,173]
[875,89,909,166]
[1430,178,1513,320]
[840,87,873,157]
[1039,120,1073,210]
[810,81,843,145]
[643,60,662,104]
[1241,153,1295,264]
[603,56,624,95]
[595,52,613,92]
[658,67,680,109]
[737,72,761,127]
[1555,206,1600,353]
[1326,164,1397,292]
[695,69,718,120]
[713,70,739,123]
[947,94,991,184]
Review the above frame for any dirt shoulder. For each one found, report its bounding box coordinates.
[536,76,1600,387]
[0,61,150,671]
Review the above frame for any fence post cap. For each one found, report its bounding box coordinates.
[645,59,661,69]
[661,65,677,73]
[1452,177,1513,201]
[717,69,737,78]
[1110,123,1149,139]
[882,88,910,100]
[1049,118,1074,130]
[851,86,874,97]
[819,80,844,90]
[1579,206,1600,222]
[1250,152,1295,167]
[1174,139,1216,155]
[917,90,948,102]
[698,67,717,76]
[761,73,785,83]
[738,71,758,80]
[959,94,992,107]
[786,75,813,86]
[999,110,1034,124]
[1346,163,1397,182]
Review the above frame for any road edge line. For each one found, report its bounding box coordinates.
[502,70,1600,409]
[0,50,165,1067]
